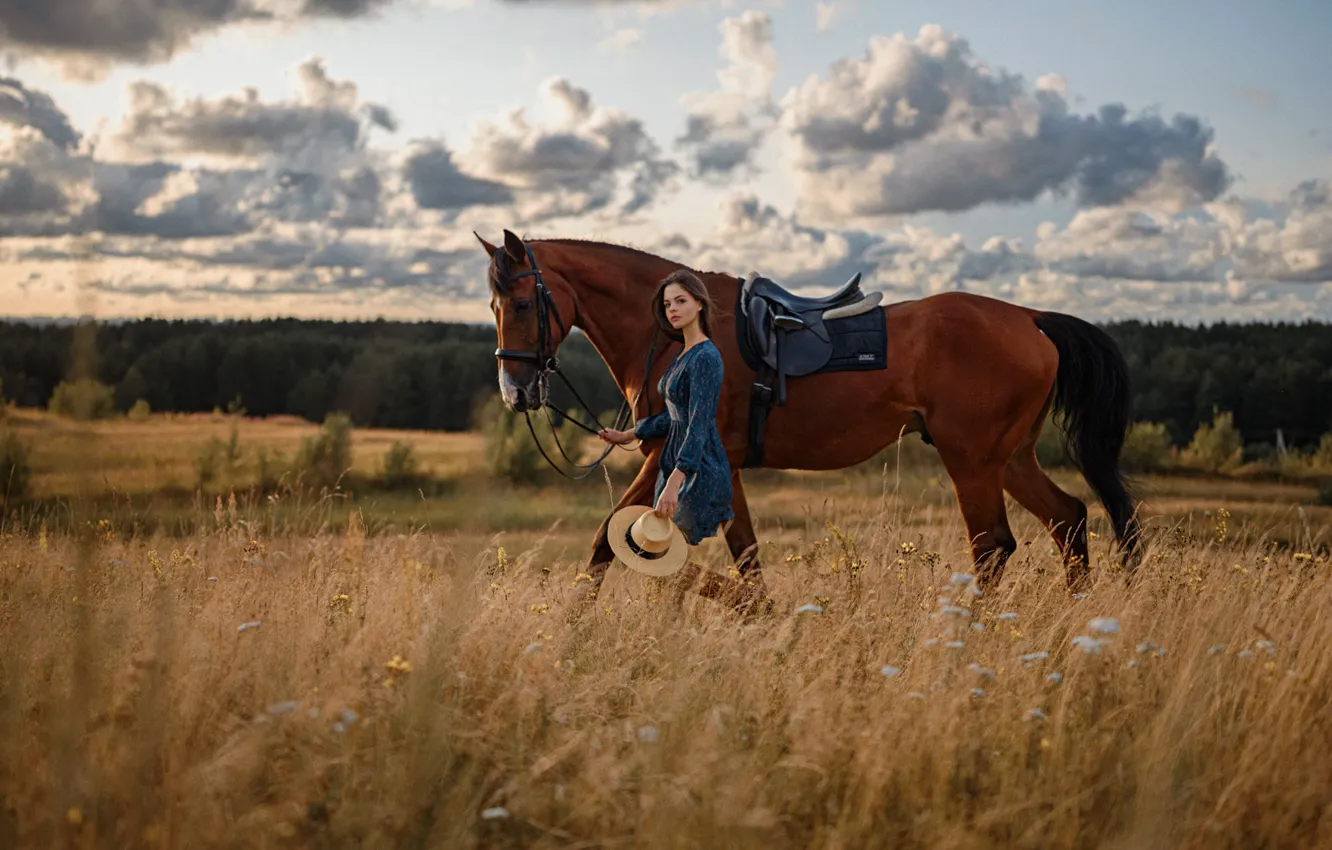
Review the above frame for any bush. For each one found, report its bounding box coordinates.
[0,429,31,504]
[477,395,546,485]
[1312,434,1332,472]
[1183,408,1243,473]
[296,412,353,490]
[48,378,116,420]
[380,441,422,489]
[1034,416,1070,468]
[1121,421,1174,473]
[127,398,151,421]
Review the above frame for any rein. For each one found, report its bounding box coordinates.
[494,244,660,481]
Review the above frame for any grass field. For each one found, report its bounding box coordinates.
[2,408,1331,848]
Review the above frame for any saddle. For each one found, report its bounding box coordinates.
[735,272,887,467]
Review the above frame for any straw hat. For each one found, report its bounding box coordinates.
[607,505,689,577]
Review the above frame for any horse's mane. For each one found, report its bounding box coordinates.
[488,237,734,296]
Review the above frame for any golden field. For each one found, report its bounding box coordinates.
[1,408,1331,849]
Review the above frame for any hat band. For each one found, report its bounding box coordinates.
[623,526,667,560]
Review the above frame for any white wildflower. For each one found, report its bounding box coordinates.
[880,666,902,678]
[481,807,510,820]
[794,603,824,614]
[1088,617,1120,635]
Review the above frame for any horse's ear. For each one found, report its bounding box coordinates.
[474,231,497,256]
[502,229,526,262]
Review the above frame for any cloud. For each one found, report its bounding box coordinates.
[815,2,851,34]
[457,75,679,220]
[675,11,779,181]
[0,77,82,150]
[402,141,514,212]
[0,0,403,78]
[779,24,1232,225]
[598,28,643,52]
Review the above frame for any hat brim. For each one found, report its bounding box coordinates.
[607,505,690,577]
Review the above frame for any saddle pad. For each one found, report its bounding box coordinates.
[823,308,888,372]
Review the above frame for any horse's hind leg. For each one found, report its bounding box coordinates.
[721,472,773,614]
[1004,440,1091,590]
[937,459,1017,591]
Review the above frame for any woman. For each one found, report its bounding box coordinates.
[598,269,734,547]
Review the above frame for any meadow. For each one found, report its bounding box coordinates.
[1,409,1330,848]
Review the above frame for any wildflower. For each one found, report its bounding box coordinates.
[237,620,261,632]
[637,725,660,743]
[949,572,974,586]
[1025,708,1047,721]
[67,808,83,826]
[997,612,1018,621]
[266,700,299,716]
[1255,639,1276,656]
[880,665,902,678]
[1020,651,1051,664]
[1136,640,1160,654]
[1071,635,1103,654]
[482,807,510,820]
[1207,644,1226,656]
[967,663,995,679]
[971,623,985,632]
[971,688,985,697]
[924,638,940,647]
[1088,617,1120,636]
[1237,649,1255,660]
[794,603,824,614]
[1046,672,1063,683]
[936,605,971,618]
[945,641,966,649]
[525,642,544,654]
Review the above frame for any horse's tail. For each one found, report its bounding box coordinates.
[1033,311,1142,560]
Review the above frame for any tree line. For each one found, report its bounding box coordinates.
[2,316,1330,450]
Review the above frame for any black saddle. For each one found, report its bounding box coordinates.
[747,273,866,313]
[735,272,886,467]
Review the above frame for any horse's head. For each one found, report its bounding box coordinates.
[477,229,577,412]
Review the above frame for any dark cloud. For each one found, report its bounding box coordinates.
[0,0,401,74]
[782,25,1233,221]
[0,165,66,215]
[0,77,81,149]
[403,142,514,212]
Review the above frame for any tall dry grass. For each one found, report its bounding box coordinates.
[2,495,1330,850]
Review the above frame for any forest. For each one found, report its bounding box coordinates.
[2,316,1330,450]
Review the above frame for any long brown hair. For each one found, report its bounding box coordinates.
[651,269,715,343]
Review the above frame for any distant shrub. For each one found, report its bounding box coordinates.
[1035,417,1070,468]
[1120,422,1174,473]
[296,412,353,490]
[0,429,31,503]
[48,378,116,420]
[1316,480,1332,508]
[127,398,151,421]
[195,437,225,490]
[1183,408,1243,473]
[380,440,422,489]
[1312,434,1332,472]
[478,395,545,485]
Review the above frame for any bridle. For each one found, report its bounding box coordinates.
[493,243,660,480]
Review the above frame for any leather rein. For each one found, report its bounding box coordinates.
[493,243,659,480]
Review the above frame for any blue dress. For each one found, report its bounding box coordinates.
[632,339,734,546]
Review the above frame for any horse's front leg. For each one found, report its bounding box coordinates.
[571,449,661,610]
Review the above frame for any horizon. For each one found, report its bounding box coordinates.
[1,0,1329,326]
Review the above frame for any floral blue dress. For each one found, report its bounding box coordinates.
[632,339,734,546]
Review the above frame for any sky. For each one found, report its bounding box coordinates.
[1,0,1330,325]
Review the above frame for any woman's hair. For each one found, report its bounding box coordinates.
[651,269,716,342]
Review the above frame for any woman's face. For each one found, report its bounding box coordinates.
[662,283,701,331]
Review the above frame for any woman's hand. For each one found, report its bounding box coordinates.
[654,471,685,519]
[597,428,634,445]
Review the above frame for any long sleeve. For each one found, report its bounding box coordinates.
[633,411,671,440]
[673,347,723,476]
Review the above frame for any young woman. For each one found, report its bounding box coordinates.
[598,269,734,547]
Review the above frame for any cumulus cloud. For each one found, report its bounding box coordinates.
[779,24,1232,225]
[457,75,679,220]
[675,11,778,181]
[402,141,514,212]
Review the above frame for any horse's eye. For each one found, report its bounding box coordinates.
[513,299,533,314]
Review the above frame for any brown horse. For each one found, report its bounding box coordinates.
[477,229,1141,606]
